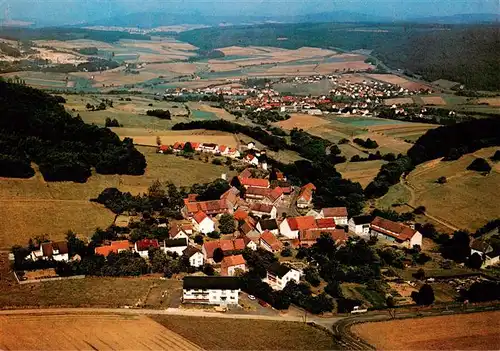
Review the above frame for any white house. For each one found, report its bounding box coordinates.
[370,217,422,249]
[247,142,255,150]
[279,216,318,239]
[221,254,247,276]
[256,219,279,235]
[296,183,316,209]
[470,240,500,268]
[320,207,348,226]
[134,239,160,259]
[183,246,204,268]
[250,203,277,219]
[182,276,240,305]
[30,241,69,262]
[349,215,372,236]
[192,211,215,234]
[263,262,301,290]
[244,154,259,166]
[162,238,188,256]
[169,226,190,240]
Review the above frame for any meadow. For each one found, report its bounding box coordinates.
[152,315,337,350]
[352,311,500,350]
[338,160,387,188]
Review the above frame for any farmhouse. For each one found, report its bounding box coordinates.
[192,211,215,234]
[470,240,500,268]
[297,183,316,208]
[320,207,348,226]
[250,203,277,219]
[168,226,190,240]
[299,229,348,248]
[259,230,283,253]
[257,218,279,235]
[134,239,160,259]
[349,215,373,236]
[30,241,69,262]
[238,234,258,251]
[162,238,188,256]
[244,154,259,166]
[202,239,243,263]
[182,276,240,306]
[264,262,301,290]
[184,199,232,217]
[183,246,204,267]
[221,254,247,276]
[280,216,336,239]
[94,240,130,257]
[239,177,270,189]
[220,187,241,209]
[370,217,422,248]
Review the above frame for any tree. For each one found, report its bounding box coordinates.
[194,234,204,245]
[437,176,447,184]
[183,142,194,153]
[213,248,224,263]
[413,206,426,215]
[219,214,236,234]
[66,230,86,257]
[203,264,215,275]
[414,268,426,280]
[491,150,500,162]
[281,248,292,257]
[386,295,397,318]
[207,231,221,239]
[467,158,491,173]
[468,252,483,269]
[156,136,161,146]
[417,284,435,305]
[304,267,321,287]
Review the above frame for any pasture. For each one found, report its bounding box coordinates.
[152,315,337,350]
[0,146,235,248]
[352,311,500,350]
[405,147,500,231]
[338,160,387,188]
[274,113,330,131]
[0,313,199,350]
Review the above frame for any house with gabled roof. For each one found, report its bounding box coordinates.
[183,246,204,267]
[370,217,422,249]
[280,216,336,239]
[169,226,190,240]
[239,177,270,189]
[297,183,316,208]
[256,218,279,235]
[299,229,348,248]
[470,239,500,268]
[320,207,348,226]
[95,240,131,257]
[30,241,69,262]
[184,199,232,217]
[259,230,283,253]
[250,203,277,219]
[348,215,372,236]
[263,262,301,290]
[220,186,240,209]
[238,234,258,251]
[162,238,188,256]
[134,239,160,259]
[192,211,215,234]
[221,254,247,276]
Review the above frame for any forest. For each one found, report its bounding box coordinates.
[0,81,146,182]
[178,23,500,90]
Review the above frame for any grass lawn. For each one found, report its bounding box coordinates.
[338,160,386,188]
[151,315,337,350]
[0,277,181,309]
[376,183,412,209]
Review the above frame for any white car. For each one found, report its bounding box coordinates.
[248,295,256,300]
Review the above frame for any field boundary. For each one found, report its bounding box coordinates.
[13,271,86,285]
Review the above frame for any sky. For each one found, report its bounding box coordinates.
[1,0,498,25]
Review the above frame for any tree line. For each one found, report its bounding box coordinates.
[0,82,146,182]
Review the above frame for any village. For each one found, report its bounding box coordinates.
[9,135,498,314]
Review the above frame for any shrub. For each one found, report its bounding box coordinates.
[436,176,447,184]
[467,158,491,172]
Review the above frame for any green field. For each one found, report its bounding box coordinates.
[332,117,405,127]
[191,109,217,120]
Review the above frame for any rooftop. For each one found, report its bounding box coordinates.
[183,276,240,290]
[371,216,418,241]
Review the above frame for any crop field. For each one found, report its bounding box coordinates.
[366,73,411,85]
[355,131,414,154]
[152,315,336,350]
[384,97,415,106]
[273,79,335,95]
[370,123,437,142]
[274,113,330,130]
[421,96,447,105]
[0,277,181,308]
[352,311,500,350]
[478,97,500,107]
[0,71,80,89]
[187,102,236,121]
[0,313,199,350]
[405,147,500,231]
[338,160,387,188]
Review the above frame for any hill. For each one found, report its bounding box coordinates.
[0,81,146,182]
[178,23,500,90]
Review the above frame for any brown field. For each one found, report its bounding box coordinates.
[338,160,387,188]
[401,81,433,91]
[152,315,336,350]
[0,313,199,350]
[478,97,500,107]
[421,96,447,105]
[315,61,373,74]
[339,74,375,84]
[367,123,437,142]
[406,147,500,231]
[366,74,411,85]
[356,131,414,154]
[274,113,330,130]
[262,64,319,76]
[71,68,158,87]
[352,311,500,350]
[144,62,198,74]
[116,128,238,147]
[34,39,115,50]
[189,103,237,121]
[384,97,415,106]
[218,46,269,56]
[208,62,242,72]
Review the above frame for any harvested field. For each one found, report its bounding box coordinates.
[352,311,500,350]
[116,128,238,147]
[71,68,158,87]
[384,97,415,106]
[421,96,447,105]
[274,113,330,130]
[218,46,269,56]
[315,61,373,74]
[0,313,199,350]
[188,103,237,121]
[355,132,414,154]
[0,277,181,309]
[144,62,198,74]
[366,74,410,85]
[338,160,386,188]
[370,123,437,141]
[34,39,115,50]
[208,62,242,72]
[478,97,500,107]
[406,147,500,231]
[152,315,336,350]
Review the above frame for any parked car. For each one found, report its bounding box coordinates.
[258,299,269,307]
[248,295,256,300]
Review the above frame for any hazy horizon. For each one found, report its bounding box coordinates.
[0,0,498,25]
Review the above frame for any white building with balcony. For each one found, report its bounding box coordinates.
[182,276,240,305]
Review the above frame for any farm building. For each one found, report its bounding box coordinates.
[297,183,316,208]
[320,207,348,226]
[95,240,131,257]
[349,215,373,236]
[370,217,422,248]
[30,241,69,262]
